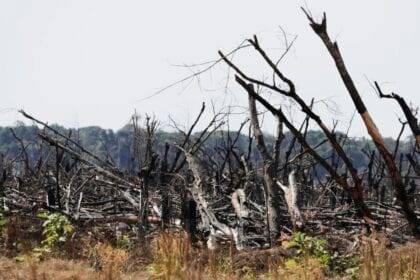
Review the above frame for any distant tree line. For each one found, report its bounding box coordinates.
[0,123,413,177]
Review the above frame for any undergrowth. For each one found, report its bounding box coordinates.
[0,215,419,280]
[32,212,75,259]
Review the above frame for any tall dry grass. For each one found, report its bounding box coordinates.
[359,238,420,280]
[0,232,419,279]
[147,232,252,280]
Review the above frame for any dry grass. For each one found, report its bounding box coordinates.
[147,232,253,279]
[0,256,149,280]
[89,243,130,279]
[263,257,324,280]
[359,238,420,280]
[147,232,196,279]
[0,257,100,280]
[0,233,419,280]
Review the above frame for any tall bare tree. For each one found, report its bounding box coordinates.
[302,9,420,236]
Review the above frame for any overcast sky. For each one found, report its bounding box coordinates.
[1,0,419,138]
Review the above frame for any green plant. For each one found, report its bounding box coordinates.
[34,212,74,258]
[330,252,360,277]
[286,232,332,268]
[284,232,361,278]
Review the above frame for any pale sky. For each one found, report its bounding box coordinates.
[1,0,419,138]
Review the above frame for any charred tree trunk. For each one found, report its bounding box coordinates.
[182,191,197,240]
[219,36,375,231]
[303,10,420,236]
[374,82,420,151]
[160,143,171,229]
[248,94,283,242]
[234,76,376,229]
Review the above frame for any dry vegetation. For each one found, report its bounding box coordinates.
[0,7,419,280]
[0,232,419,280]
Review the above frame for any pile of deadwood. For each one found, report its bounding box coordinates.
[0,110,418,254]
[1,9,419,253]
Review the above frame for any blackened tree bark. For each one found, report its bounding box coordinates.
[218,46,376,230]
[160,143,171,229]
[182,191,197,240]
[374,81,420,151]
[234,75,376,228]
[303,10,420,236]
[248,93,284,241]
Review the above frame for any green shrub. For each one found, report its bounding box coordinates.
[286,232,332,267]
[34,212,74,258]
[285,232,360,278]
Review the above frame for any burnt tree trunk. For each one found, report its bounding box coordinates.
[182,191,197,240]
[235,76,376,229]
[374,82,420,151]
[303,10,420,236]
[248,94,283,242]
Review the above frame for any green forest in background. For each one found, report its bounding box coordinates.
[0,123,413,173]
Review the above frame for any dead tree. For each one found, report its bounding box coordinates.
[248,94,285,241]
[160,142,171,229]
[177,145,243,250]
[224,35,366,202]
[302,9,420,236]
[9,128,31,177]
[277,170,305,230]
[232,75,375,228]
[219,38,375,229]
[374,82,420,151]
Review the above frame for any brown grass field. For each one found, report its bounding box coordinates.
[0,232,419,280]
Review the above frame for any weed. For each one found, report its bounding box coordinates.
[33,212,74,258]
[285,232,332,268]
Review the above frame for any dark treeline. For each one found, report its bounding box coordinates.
[0,123,413,175]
